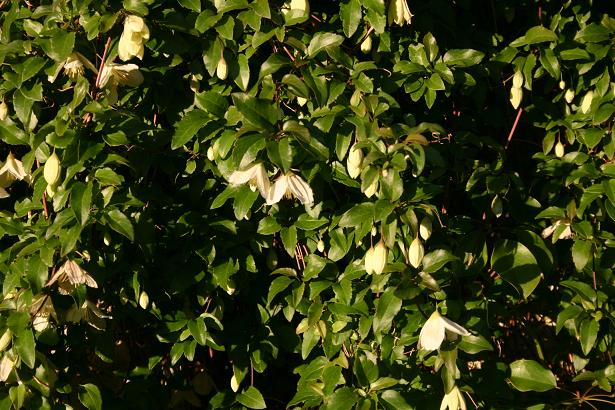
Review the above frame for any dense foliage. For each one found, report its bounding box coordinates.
[1,0,614,408]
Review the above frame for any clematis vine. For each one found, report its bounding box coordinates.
[99,62,144,104]
[118,15,150,61]
[388,0,413,26]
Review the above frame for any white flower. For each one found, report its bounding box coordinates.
[0,152,31,189]
[282,0,310,15]
[267,172,314,205]
[30,294,56,332]
[46,259,98,295]
[48,52,97,83]
[512,71,524,88]
[388,0,413,26]
[509,86,522,109]
[360,35,372,54]
[228,162,270,200]
[541,219,572,241]
[440,385,467,410]
[363,178,378,198]
[118,15,150,61]
[216,55,228,80]
[0,100,8,121]
[564,89,575,104]
[408,236,424,268]
[0,354,15,382]
[418,311,470,351]
[99,62,144,104]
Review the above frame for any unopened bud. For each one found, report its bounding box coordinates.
[46,183,57,198]
[408,236,424,268]
[317,239,325,253]
[512,71,523,88]
[216,56,228,80]
[347,144,363,179]
[139,291,149,309]
[365,241,387,275]
[0,329,11,352]
[510,87,522,109]
[296,96,307,106]
[555,141,564,158]
[266,249,278,270]
[580,90,593,114]
[564,89,575,104]
[0,101,8,121]
[419,216,432,240]
[491,195,503,218]
[207,146,215,161]
[360,36,372,54]
[103,231,112,246]
[364,178,378,198]
[559,80,565,90]
[44,152,61,186]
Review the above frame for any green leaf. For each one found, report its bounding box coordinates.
[105,209,134,241]
[571,240,592,272]
[442,49,484,67]
[458,334,494,354]
[560,280,597,304]
[491,240,542,298]
[79,384,102,410]
[171,110,211,149]
[280,225,298,257]
[39,31,75,61]
[540,48,560,79]
[509,359,557,392]
[323,387,358,410]
[267,276,293,305]
[195,91,228,118]
[308,33,344,58]
[421,249,459,273]
[70,181,93,226]
[579,318,599,355]
[295,214,328,230]
[178,0,201,12]
[373,288,402,334]
[188,318,208,346]
[15,328,35,368]
[258,54,289,80]
[511,26,557,47]
[380,390,412,410]
[340,0,362,37]
[231,93,277,130]
[237,386,266,409]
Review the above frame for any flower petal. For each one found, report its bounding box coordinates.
[441,316,470,337]
[267,175,288,205]
[288,173,313,204]
[229,165,258,185]
[419,312,445,351]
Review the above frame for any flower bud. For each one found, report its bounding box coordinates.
[419,216,432,240]
[363,178,378,198]
[0,329,11,352]
[0,101,8,121]
[491,195,503,218]
[317,239,325,253]
[364,246,375,274]
[103,231,112,246]
[46,184,57,198]
[559,80,566,90]
[44,152,61,186]
[347,144,363,179]
[512,71,523,88]
[372,241,387,274]
[266,249,278,270]
[370,226,377,236]
[409,236,424,268]
[207,146,215,161]
[509,87,522,109]
[360,35,372,54]
[580,90,593,114]
[554,141,565,158]
[216,56,228,80]
[296,96,307,106]
[139,291,149,309]
[0,355,15,382]
[564,89,575,104]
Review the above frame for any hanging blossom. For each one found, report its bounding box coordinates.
[98,62,144,104]
[418,311,470,351]
[66,300,111,330]
[388,0,413,26]
[440,385,467,410]
[267,171,314,205]
[48,52,97,83]
[228,162,270,200]
[118,15,150,61]
[46,259,98,295]
[0,152,31,198]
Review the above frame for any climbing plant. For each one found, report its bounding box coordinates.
[0,0,614,408]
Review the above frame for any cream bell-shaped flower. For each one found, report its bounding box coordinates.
[509,86,522,109]
[0,152,31,187]
[418,311,470,351]
[267,172,314,205]
[282,0,310,15]
[0,100,8,121]
[388,0,413,26]
[99,62,144,104]
[118,15,150,61]
[580,90,594,114]
[440,385,467,410]
[228,162,270,200]
[46,259,98,295]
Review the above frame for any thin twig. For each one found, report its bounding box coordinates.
[505,108,523,149]
[94,37,112,90]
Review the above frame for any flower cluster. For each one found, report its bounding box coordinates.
[228,163,314,205]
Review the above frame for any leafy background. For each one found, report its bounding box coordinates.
[0,0,614,408]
